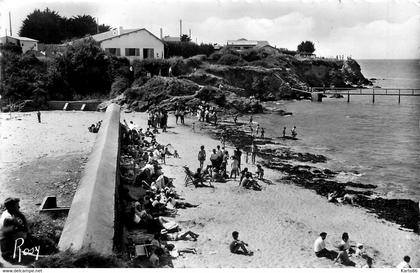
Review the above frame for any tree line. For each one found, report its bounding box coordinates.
[19,8,111,44]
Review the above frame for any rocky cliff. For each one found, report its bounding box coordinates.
[104,50,371,113]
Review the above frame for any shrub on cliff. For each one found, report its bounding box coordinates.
[218,54,243,66]
[110,77,131,97]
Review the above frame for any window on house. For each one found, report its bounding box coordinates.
[125,48,140,56]
[143,48,154,59]
[105,48,121,56]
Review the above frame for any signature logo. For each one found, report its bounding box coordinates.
[13,238,41,263]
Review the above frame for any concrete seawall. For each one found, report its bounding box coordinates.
[58,103,121,254]
[47,100,102,111]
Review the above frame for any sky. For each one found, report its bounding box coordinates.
[0,0,419,59]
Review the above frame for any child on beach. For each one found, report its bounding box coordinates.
[255,165,264,179]
[229,231,252,256]
[198,146,206,169]
[230,156,239,180]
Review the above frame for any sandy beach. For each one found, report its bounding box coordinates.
[122,112,419,268]
[0,110,418,268]
[0,111,104,216]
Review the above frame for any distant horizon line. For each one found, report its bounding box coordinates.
[355,58,420,60]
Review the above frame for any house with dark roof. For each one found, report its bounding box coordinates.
[0,35,38,53]
[88,27,164,62]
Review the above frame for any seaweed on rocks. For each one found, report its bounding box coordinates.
[203,117,420,234]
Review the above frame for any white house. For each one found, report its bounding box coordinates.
[0,35,38,53]
[226,38,269,51]
[90,27,164,62]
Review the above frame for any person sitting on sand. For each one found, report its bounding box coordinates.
[240,167,249,184]
[165,243,197,258]
[160,229,199,241]
[255,165,264,180]
[229,231,252,256]
[334,244,355,266]
[341,232,355,254]
[166,197,198,209]
[327,191,339,203]
[314,232,333,259]
[397,255,412,268]
[241,173,262,191]
[291,126,297,138]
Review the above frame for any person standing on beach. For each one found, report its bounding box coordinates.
[198,146,206,170]
[175,109,180,125]
[251,142,258,164]
[260,128,265,138]
[230,156,239,179]
[249,115,253,124]
[282,127,286,137]
[180,109,185,125]
[234,147,242,171]
[36,110,41,123]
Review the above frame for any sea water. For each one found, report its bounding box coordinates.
[255,59,420,201]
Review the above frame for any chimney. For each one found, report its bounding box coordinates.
[160,28,163,39]
[9,12,12,36]
[180,19,182,37]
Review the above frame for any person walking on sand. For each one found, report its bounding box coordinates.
[282,127,286,137]
[229,231,252,256]
[249,115,253,124]
[198,146,206,170]
[260,127,265,138]
[175,108,180,125]
[256,124,260,135]
[37,110,41,123]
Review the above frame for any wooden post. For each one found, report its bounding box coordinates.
[372,89,375,104]
[347,90,350,103]
[398,89,401,104]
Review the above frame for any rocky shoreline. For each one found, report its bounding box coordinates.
[199,116,419,234]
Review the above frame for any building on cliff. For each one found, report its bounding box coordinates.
[226,38,270,51]
[0,35,38,53]
[87,27,165,62]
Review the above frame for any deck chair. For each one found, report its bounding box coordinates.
[183,166,212,188]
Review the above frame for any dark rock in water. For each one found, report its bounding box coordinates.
[275,109,293,116]
[329,93,344,98]
[345,182,377,189]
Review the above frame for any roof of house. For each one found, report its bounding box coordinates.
[163,36,181,42]
[90,28,163,44]
[1,35,38,42]
[226,39,269,47]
